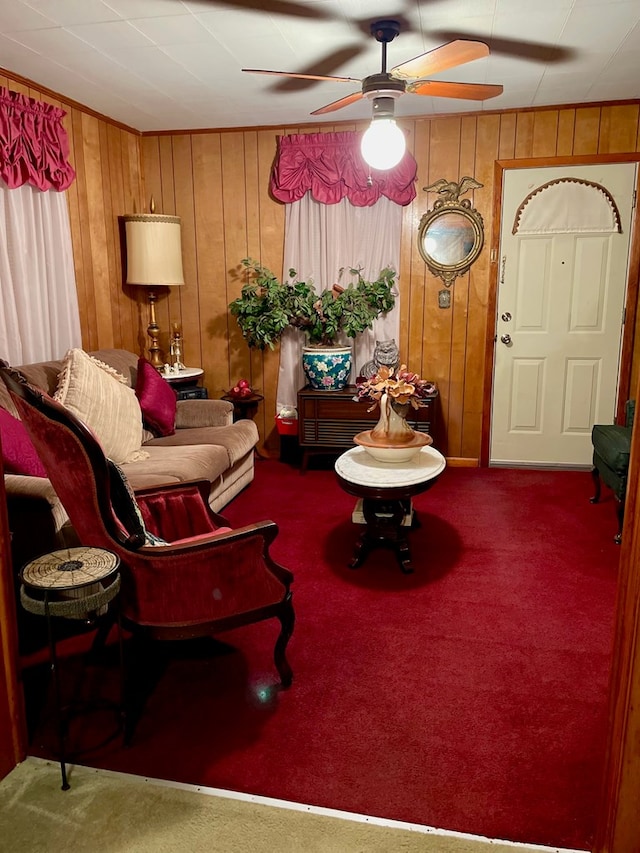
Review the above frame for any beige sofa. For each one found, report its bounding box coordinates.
[1,349,259,569]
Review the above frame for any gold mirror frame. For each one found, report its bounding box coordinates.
[418,178,485,287]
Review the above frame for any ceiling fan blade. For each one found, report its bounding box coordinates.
[408,80,503,101]
[311,92,364,116]
[430,30,577,63]
[391,40,489,81]
[186,0,331,19]
[243,69,360,84]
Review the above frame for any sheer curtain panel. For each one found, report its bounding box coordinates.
[0,183,81,364]
[272,131,417,413]
[0,87,79,365]
[277,195,404,412]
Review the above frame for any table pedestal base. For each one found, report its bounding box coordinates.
[335,445,446,577]
[350,498,419,574]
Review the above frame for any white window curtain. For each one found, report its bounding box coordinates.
[0,182,81,365]
[276,194,402,412]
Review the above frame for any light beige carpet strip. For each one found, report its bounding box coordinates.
[0,758,584,853]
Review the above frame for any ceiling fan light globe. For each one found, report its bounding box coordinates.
[360,119,406,170]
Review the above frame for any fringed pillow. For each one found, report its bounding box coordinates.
[54,348,148,465]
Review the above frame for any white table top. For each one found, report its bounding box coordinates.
[335,445,446,488]
[162,367,203,382]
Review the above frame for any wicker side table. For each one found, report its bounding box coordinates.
[20,547,122,790]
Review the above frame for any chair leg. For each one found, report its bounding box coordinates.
[590,466,602,503]
[274,593,295,689]
[86,608,117,663]
[615,495,625,545]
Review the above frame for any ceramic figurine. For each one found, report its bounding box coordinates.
[358,339,400,380]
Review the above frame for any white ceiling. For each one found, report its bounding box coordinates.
[1,0,639,133]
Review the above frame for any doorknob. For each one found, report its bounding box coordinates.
[501,312,512,322]
[500,334,512,345]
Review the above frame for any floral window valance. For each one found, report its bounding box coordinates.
[0,87,75,191]
[512,178,622,235]
[270,131,417,207]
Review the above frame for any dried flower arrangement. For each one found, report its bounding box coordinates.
[356,364,437,411]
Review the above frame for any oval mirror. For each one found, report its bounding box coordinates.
[418,182,485,287]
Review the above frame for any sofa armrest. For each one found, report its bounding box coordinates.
[4,474,78,567]
[175,398,233,429]
[4,473,60,508]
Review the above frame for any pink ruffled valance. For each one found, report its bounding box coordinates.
[270,131,417,207]
[0,87,75,191]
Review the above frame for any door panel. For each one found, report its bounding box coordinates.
[491,163,636,466]
[510,360,544,431]
[563,360,599,431]
[516,239,551,330]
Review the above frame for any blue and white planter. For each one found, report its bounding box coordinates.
[302,346,352,391]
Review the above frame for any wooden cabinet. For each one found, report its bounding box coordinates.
[297,385,438,471]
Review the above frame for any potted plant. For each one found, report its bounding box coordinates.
[229,258,397,391]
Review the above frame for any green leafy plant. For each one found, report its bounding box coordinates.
[229,258,397,350]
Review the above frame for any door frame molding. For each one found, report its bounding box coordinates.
[482,154,640,468]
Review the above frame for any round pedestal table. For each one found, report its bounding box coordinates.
[335,445,446,574]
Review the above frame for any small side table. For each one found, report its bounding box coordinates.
[162,367,208,400]
[221,392,264,422]
[20,547,122,790]
[335,446,446,574]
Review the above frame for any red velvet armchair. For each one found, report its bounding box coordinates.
[1,367,294,690]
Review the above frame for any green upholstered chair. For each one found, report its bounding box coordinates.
[591,400,635,543]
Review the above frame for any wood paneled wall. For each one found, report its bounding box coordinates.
[3,70,640,459]
[138,104,640,460]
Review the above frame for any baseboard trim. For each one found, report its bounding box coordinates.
[489,461,592,471]
[445,457,480,467]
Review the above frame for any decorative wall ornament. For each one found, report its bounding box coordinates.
[418,176,485,287]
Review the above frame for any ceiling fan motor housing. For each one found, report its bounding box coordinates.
[363,74,405,98]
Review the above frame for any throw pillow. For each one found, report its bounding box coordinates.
[0,407,48,478]
[135,358,177,437]
[54,348,147,465]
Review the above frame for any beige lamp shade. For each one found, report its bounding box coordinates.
[124,213,185,286]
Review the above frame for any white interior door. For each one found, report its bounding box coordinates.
[491,163,636,467]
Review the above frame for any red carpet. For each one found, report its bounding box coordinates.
[26,461,619,849]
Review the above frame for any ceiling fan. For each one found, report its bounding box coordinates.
[243,19,503,117]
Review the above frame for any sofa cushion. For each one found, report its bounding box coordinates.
[54,348,147,465]
[0,408,48,478]
[135,357,177,437]
[143,420,259,466]
[120,444,230,492]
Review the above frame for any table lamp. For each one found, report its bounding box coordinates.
[124,202,185,368]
